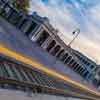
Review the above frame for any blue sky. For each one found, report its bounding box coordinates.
[30,0,100,63]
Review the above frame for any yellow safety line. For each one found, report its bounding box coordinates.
[0,44,100,97]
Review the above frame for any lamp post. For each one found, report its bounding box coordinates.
[68,28,80,46]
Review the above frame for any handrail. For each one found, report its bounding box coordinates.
[0,76,99,100]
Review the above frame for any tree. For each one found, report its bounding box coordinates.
[13,0,30,14]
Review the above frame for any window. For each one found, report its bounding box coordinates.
[56,49,64,58]
[36,31,49,46]
[65,56,72,64]
[25,21,37,36]
[51,45,61,56]
[90,65,94,69]
[83,71,89,78]
[61,53,68,62]
[69,59,75,67]
[46,40,56,52]
[86,62,90,66]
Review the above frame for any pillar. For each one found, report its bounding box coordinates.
[31,25,43,42]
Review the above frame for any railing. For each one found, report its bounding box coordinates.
[0,77,99,100]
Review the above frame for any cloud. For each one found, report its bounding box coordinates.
[30,0,100,64]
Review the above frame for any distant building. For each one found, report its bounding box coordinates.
[71,50,97,82]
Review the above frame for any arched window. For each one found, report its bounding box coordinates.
[74,64,80,72]
[65,56,72,64]
[56,49,64,58]
[46,40,56,52]
[61,53,69,62]
[78,67,83,75]
[68,59,75,67]
[71,62,77,69]
[36,31,49,46]
[51,45,61,56]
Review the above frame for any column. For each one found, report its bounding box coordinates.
[31,25,43,42]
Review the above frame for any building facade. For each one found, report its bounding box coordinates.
[0,0,100,100]
[0,0,98,83]
[71,50,98,83]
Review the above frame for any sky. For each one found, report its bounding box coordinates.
[29,0,100,64]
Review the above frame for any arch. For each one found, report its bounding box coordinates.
[71,62,77,69]
[73,63,79,70]
[64,56,72,64]
[46,40,56,52]
[61,53,69,62]
[36,31,49,46]
[78,67,84,75]
[51,45,61,56]
[79,68,84,75]
[68,59,75,67]
[75,66,80,73]
[56,49,64,58]
[76,65,82,74]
